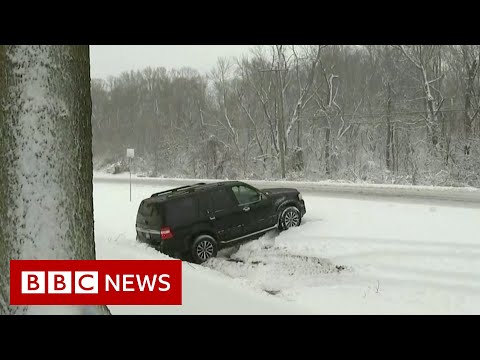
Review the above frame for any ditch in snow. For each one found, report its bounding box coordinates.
[201,229,351,298]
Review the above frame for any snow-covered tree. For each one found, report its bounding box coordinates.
[0,45,110,315]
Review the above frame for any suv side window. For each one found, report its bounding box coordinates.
[197,191,213,217]
[164,196,197,226]
[231,185,260,205]
[211,188,236,212]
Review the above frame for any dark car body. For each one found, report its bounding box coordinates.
[135,181,306,263]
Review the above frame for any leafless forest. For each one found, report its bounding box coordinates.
[91,45,480,187]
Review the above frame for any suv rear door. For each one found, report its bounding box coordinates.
[199,187,248,243]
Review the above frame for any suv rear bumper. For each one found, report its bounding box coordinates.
[136,227,188,258]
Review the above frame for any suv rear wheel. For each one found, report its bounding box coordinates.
[191,235,218,264]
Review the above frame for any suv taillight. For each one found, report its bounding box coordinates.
[160,226,173,240]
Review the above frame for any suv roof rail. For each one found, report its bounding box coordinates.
[166,183,209,198]
[150,182,207,198]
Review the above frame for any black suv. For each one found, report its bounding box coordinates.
[135,181,306,264]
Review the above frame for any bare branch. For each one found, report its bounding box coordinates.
[394,45,422,69]
[285,45,324,138]
[434,98,445,118]
[427,74,445,85]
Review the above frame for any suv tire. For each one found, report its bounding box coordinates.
[279,206,301,231]
[191,234,218,264]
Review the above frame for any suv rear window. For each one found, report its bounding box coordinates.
[137,200,163,225]
[139,200,155,216]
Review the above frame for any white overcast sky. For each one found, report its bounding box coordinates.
[89,45,255,79]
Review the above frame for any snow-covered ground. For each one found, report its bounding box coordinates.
[93,178,480,315]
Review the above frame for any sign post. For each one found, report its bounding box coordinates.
[126,148,135,202]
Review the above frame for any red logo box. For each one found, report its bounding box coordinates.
[10,260,182,305]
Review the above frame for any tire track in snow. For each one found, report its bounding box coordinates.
[201,231,351,297]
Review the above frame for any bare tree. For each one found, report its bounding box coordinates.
[237,51,281,175]
[457,46,480,141]
[234,63,268,175]
[369,45,399,172]
[287,45,325,145]
[314,63,341,175]
[89,45,480,187]
[395,45,445,147]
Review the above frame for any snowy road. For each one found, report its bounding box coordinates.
[93,178,480,314]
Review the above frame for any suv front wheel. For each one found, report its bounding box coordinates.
[279,206,302,230]
[191,235,218,264]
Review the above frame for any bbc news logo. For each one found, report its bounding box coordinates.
[10,260,182,305]
[22,271,99,294]
[21,272,171,294]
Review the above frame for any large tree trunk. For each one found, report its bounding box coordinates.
[0,45,110,315]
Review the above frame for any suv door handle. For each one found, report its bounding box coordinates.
[243,206,250,212]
